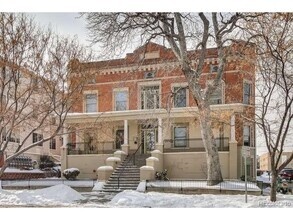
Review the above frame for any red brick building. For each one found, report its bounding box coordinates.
[62,42,256,180]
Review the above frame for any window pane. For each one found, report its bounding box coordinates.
[174,127,187,147]
[50,139,56,149]
[115,91,127,111]
[174,87,186,107]
[244,126,250,146]
[244,83,251,104]
[209,85,222,105]
[141,86,159,109]
[86,94,97,112]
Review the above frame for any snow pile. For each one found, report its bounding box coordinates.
[92,181,105,191]
[0,184,85,206]
[136,181,146,192]
[109,190,293,208]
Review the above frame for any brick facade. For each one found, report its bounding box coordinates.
[65,42,256,179]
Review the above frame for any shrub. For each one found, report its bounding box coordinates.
[39,155,55,170]
[63,168,80,180]
[155,169,169,181]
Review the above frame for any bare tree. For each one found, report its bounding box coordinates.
[83,12,245,185]
[244,13,293,201]
[0,13,93,177]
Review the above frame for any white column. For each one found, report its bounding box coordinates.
[230,114,236,142]
[158,118,162,145]
[123,120,128,145]
[61,124,69,175]
[63,125,68,147]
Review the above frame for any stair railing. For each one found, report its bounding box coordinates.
[117,143,143,189]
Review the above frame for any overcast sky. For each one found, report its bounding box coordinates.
[29,13,89,46]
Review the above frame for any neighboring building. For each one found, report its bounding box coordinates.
[0,66,61,167]
[61,42,256,180]
[259,152,293,171]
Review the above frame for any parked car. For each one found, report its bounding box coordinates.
[279,168,293,182]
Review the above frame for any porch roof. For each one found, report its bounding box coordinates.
[65,103,245,124]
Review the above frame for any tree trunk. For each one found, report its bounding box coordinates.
[198,106,223,185]
[270,170,277,202]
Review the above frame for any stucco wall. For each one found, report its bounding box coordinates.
[163,152,230,179]
[66,154,112,179]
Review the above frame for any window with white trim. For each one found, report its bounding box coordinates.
[209,82,224,105]
[173,87,187,107]
[114,90,128,111]
[33,133,43,146]
[174,126,188,147]
[243,125,251,147]
[243,82,252,104]
[141,85,160,109]
[1,127,20,143]
[85,94,97,113]
[49,138,56,150]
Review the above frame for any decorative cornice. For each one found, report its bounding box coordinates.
[87,56,239,76]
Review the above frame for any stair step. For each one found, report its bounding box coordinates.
[109,177,140,180]
[101,154,148,192]
[103,186,137,190]
[106,183,140,186]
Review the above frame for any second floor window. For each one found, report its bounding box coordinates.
[1,127,20,143]
[85,94,97,113]
[114,91,128,111]
[49,138,56,150]
[33,133,43,146]
[243,126,251,147]
[243,82,252,105]
[209,82,223,105]
[141,85,160,109]
[174,87,187,107]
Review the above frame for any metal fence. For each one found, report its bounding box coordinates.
[67,142,115,155]
[0,179,96,189]
[146,179,265,194]
[164,137,229,152]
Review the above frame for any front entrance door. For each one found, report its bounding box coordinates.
[115,129,124,149]
[141,129,157,154]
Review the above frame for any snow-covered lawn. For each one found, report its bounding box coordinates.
[109,190,292,208]
[0,184,86,207]
[0,183,292,208]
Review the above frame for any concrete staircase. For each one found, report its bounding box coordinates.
[101,154,149,193]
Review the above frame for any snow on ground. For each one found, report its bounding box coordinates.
[109,190,293,208]
[0,184,86,207]
[0,183,292,208]
[256,172,272,184]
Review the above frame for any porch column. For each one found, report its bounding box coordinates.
[229,114,238,179]
[123,120,128,145]
[230,114,236,142]
[156,118,163,152]
[158,118,162,145]
[61,124,69,177]
[121,120,129,155]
